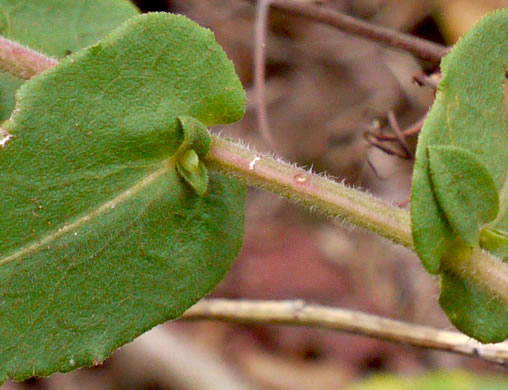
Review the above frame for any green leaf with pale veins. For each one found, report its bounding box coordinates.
[410,9,508,342]
[0,13,246,382]
[427,145,499,247]
[0,0,140,120]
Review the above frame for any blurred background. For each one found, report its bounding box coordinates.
[3,0,508,389]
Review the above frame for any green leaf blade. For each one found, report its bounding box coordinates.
[439,269,508,343]
[0,13,246,382]
[0,0,139,57]
[0,0,140,121]
[427,145,499,246]
[411,9,508,273]
[1,168,246,380]
[410,9,508,342]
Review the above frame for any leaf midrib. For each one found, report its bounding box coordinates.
[0,158,175,266]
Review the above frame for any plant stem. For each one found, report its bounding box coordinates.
[206,136,413,248]
[1,32,507,307]
[245,0,448,63]
[183,299,508,365]
[206,137,508,305]
[445,246,508,307]
[0,36,58,79]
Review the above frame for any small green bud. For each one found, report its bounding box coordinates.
[179,149,200,173]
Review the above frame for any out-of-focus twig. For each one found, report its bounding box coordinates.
[115,326,260,390]
[386,110,411,158]
[364,132,411,159]
[245,0,449,63]
[414,72,441,88]
[373,115,425,141]
[183,299,508,366]
[364,114,426,160]
[253,0,325,150]
[254,0,276,149]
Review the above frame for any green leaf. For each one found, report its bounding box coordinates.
[439,269,508,343]
[410,9,508,342]
[0,12,246,383]
[0,73,22,121]
[427,145,499,246]
[0,0,140,120]
[410,9,508,274]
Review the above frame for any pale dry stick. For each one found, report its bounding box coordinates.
[245,0,448,63]
[0,36,58,79]
[183,299,508,365]
[254,0,276,149]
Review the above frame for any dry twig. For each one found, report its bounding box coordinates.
[183,299,508,366]
[245,0,449,63]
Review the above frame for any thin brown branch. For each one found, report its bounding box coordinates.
[414,72,441,88]
[0,36,58,79]
[364,110,413,160]
[183,299,508,365]
[245,0,448,63]
[387,110,411,158]
[373,115,425,141]
[363,114,424,160]
[364,132,411,159]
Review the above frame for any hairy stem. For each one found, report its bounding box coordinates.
[206,137,508,305]
[444,246,508,306]
[245,0,448,63]
[206,136,413,248]
[0,36,58,79]
[183,299,508,365]
[1,31,507,308]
